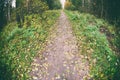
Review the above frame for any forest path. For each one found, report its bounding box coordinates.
[30,11,89,80]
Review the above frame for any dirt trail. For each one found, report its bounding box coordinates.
[30,11,89,80]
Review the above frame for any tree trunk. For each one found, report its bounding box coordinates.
[82,0,85,7]
[26,0,30,13]
[8,0,11,22]
[101,0,104,17]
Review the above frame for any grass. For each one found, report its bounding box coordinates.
[65,10,120,80]
[0,10,60,80]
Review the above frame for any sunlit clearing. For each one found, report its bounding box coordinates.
[60,0,65,9]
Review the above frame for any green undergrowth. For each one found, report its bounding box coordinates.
[65,10,120,80]
[0,10,60,80]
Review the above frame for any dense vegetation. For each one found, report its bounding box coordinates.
[65,10,120,80]
[0,10,60,80]
[65,0,120,25]
[46,0,61,9]
[0,0,61,79]
[0,0,61,27]
[64,1,120,79]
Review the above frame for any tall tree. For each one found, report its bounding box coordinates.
[0,0,5,27]
[70,0,120,25]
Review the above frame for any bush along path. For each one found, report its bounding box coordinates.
[30,11,90,80]
[65,10,119,80]
[0,10,60,80]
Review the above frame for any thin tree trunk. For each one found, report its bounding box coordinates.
[101,0,103,17]
[26,0,29,13]
[8,0,11,22]
[82,0,85,7]
[87,0,91,12]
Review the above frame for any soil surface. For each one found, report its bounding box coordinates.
[30,11,89,80]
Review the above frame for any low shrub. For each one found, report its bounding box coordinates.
[65,10,120,80]
[0,10,60,80]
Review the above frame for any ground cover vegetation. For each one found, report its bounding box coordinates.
[0,0,61,79]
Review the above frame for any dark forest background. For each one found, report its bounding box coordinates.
[0,0,61,27]
[65,0,120,26]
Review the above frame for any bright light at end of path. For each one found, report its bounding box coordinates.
[60,0,65,9]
